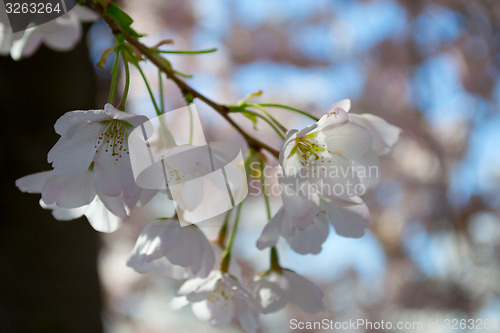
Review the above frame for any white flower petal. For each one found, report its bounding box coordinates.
[127,219,180,272]
[42,15,81,51]
[279,129,298,167]
[322,122,372,160]
[10,25,41,60]
[251,272,290,314]
[49,204,87,221]
[285,218,329,255]
[41,171,95,208]
[327,201,370,238]
[165,225,215,278]
[349,113,401,155]
[234,298,261,333]
[178,271,221,302]
[191,296,234,328]
[84,196,122,232]
[16,170,53,193]
[47,122,102,176]
[256,209,281,250]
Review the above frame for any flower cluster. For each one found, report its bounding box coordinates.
[16,98,399,331]
[257,100,401,255]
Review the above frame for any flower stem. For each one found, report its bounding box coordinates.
[260,159,282,272]
[156,48,218,54]
[135,63,162,116]
[230,109,285,140]
[270,247,281,272]
[216,209,232,249]
[219,202,244,273]
[108,50,120,104]
[250,103,288,134]
[117,53,130,110]
[158,69,164,114]
[259,103,319,121]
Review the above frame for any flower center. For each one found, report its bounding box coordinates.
[289,132,327,164]
[94,120,129,162]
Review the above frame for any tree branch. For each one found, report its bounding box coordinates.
[88,1,280,158]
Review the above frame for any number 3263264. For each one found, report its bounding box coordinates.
[5,2,61,14]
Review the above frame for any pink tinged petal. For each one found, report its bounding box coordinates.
[48,122,102,176]
[285,218,329,255]
[16,170,54,193]
[322,122,372,160]
[256,210,281,250]
[83,196,122,232]
[316,107,350,132]
[41,172,95,208]
[127,219,180,270]
[327,201,370,238]
[283,269,325,313]
[178,271,221,302]
[251,272,290,314]
[328,99,351,113]
[171,225,216,278]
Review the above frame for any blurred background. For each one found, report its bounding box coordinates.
[2,0,500,332]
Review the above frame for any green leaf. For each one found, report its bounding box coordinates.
[242,111,258,130]
[106,3,144,38]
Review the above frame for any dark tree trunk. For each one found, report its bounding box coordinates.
[0,28,103,333]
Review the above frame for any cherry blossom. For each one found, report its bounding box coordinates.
[258,101,399,254]
[48,103,149,204]
[127,219,215,279]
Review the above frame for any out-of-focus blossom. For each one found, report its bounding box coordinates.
[127,219,215,279]
[0,6,97,60]
[173,271,261,332]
